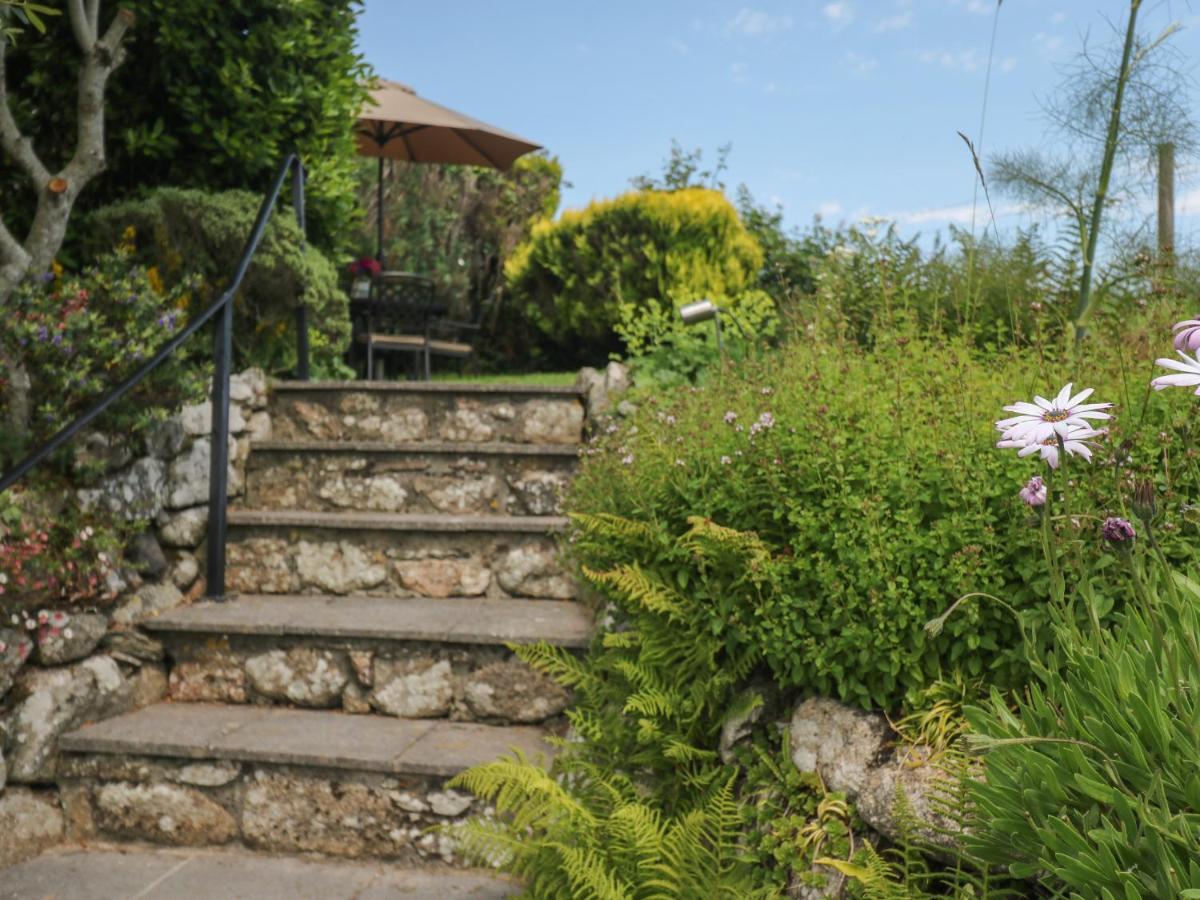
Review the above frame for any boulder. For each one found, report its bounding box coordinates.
[371,657,453,718]
[427,789,473,818]
[158,506,209,548]
[0,628,33,700]
[169,553,200,590]
[73,431,133,475]
[102,629,165,665]
[789,697,889,798]
[165,437,242,510]
[36,612,108,665]
[295,541,387,594]
[418,475,499,515]
[245,648,349,708]
[521,401,584,444]
[495,543,575,599]
[145,416,187,460]
[507,471,567,515]
[77,457,167,520]
[126,532,169,579]
[94,782,236,846]
[394,559,490,598]
[179,400,246,437]
[0,787,65,867]
[855,747,965,854]
[246,410,272,442]
[463,660,570,723]
[111,582,184,626]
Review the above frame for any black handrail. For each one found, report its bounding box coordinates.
[0,154,310,599]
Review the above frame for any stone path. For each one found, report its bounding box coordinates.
[0,846,515,899]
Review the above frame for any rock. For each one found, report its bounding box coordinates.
[605,361,631,395]
[789,697,889,799]
[36,612,108,665]
[296,541,387,594]
[166,437,242,510]
[0,628,33,700]
[77,457,167,521]
[127,532,169,579]
[115,663,169,712]
[177,762,241,788]
[616,399,638,418]
[246,410,272,442]
[73,431,133,475]
[507,471,566,515]
[348,650,373,686]
[227,538,294,594]
[440,406,494,442]
[371,657,453,718]
[6,657,126,782]
[102,630,166,665]
[419,476,499,514]
[242,771,409,858]
[170,553,200,589]
[576,367,606,417]
[245,648,349,708]
[169,659,247,703]
[521,400,584,444]
[394,559,490,598]
[495,543,575,599]
[0,787,65,867]
[788,862,849,899]
[427,789,473,817]
[855,747,964,854]
[230,368,268,408]
[94,782,236,846]
[158,506,209,548]
[389,791,428,814]
[719,687,768,764]
[342,682,372,714]
[463,660,570,723]
[179,400,246,437]
[317,472,409,512]
[111,582,184,626]
[145,416,186,459]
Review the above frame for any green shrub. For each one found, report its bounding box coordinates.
[86,189,350,377]
[568,305,1200,711]
[506,187,769,366]
[0,237,205,461]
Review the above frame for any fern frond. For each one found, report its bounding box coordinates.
[569,511,662,546]
[512,641,596,690]
[583,563,686,620]
[548,843,634,900]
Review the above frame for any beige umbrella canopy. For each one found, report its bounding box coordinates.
[357,80,541,261]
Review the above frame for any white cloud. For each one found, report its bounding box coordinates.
[669,37,689,55]
[818,201,844,218]
[823,2,854,29]
[1000,56,1017,74]
[730,61,749,84]
[1034,32,1063,53]
[763,81,778,94]
[845,51,877,76]
[874,11,912,32]
[964,0,994,14]
[1050,11,1067,25]
[726,8,794,37]
[886,201,1025,226]
[917,48,985,73]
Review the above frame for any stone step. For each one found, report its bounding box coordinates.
[57,703,551,863]
[268,381,585,446]
[0,846,517,899]
[244,441,578,516]
[226,511,576,601]
[142,595,590,723]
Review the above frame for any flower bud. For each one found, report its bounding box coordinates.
[1131,480,1156,524]
[1102,516,1136,548]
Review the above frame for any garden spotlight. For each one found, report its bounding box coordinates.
[679,299,748,354]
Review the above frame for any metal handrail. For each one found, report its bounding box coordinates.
[0,153,310,599]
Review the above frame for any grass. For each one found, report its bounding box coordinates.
[430,370,579,386]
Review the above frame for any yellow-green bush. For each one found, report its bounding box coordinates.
[506,188,768,364]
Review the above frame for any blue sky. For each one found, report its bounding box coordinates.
[356,1,1200,243]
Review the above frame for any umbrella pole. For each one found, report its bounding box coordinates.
[376,156,386,265]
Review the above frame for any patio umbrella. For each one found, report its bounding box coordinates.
[356,80,541,263]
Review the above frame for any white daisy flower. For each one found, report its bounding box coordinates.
[996,383,1112,442]
[997,423,1104,470]
[1152,350,1200,395]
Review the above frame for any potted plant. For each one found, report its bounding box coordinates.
[348,257,381,299]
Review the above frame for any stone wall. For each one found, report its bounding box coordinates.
[0,369,268,867]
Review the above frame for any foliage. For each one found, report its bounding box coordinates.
[365,153,563,369]
[629,140,731,193]
[0,1,56,40]
[86,189,350,377]
[0,233,205,463]
[505,187,769,367]
[0,0,369,250]
[964,538,1200,895]
[570,299,1200,711]
[0,479,125,618]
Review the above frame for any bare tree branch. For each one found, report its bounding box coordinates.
[0,35,51,187]
[67,0,95,51]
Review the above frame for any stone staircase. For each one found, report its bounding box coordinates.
[54,381,592,881]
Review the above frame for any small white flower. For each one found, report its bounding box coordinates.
[997,423,1104,469]
[675,458,685,467]
[0,573,7,585]
[63,628,73,640]
[761,387,773,396]
[720,456,732,465]
[723,411,738,424]
[665,415,676,426]
[621,454,634,465]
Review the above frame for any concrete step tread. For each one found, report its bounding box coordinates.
[143,594,593,648]
[61,703,551,777]
[0,846,516,899]
[251,439,581,457]
[274,380,582,397]
[227,509,569,532]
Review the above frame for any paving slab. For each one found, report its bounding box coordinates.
[0,846,516,899]
[252,440,580,457]
[227,509,568,533]
[144,594,593,648]
[61,703,551,776]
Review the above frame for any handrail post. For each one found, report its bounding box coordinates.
[292,156,310,382]
[206,299,233,599]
